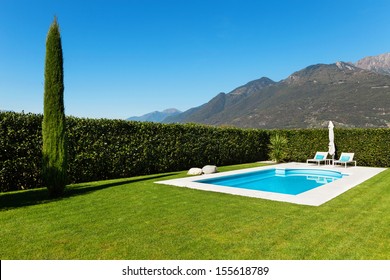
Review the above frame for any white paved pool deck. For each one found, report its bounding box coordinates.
[155,163,387,206]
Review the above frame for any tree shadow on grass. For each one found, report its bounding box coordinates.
[0,173,179,211]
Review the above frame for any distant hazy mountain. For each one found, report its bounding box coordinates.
[127,108,181,122]
[355,52,390,75]
[165,59,390,128]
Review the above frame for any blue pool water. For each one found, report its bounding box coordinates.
[196,168,346,195]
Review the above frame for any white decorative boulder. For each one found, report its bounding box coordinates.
[202,165,217,174]
[187,167,203,175]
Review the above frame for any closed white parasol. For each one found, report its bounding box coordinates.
[328,121,335,163]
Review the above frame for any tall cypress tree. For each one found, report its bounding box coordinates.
[42,17,67,198]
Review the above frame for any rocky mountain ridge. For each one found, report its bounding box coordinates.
[354,52,390,75]
[165,56,390,128]
[128,53,390,128]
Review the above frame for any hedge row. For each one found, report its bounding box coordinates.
[275,128,390,167]
[0,112,43,192]
[0,112,269,192]
[1,111,389,192]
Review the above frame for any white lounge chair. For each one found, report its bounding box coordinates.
[334,152,356,168]
[306,152,328,166]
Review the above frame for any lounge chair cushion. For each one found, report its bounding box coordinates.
[340,155,350,162]
[315,155,325,160]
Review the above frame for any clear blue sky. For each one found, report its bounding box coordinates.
[1,0,389,119]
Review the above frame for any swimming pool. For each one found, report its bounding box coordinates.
[196,168,346,195]
[156,163,386,206]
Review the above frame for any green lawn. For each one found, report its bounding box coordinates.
[0,162,389,260]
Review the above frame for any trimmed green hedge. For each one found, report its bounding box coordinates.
[65,118,269,183]
[0,112,43,192]
[273,128,390,167]
[1,111,389,192]
[0,112,268,192]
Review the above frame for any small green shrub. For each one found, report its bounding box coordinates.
[268,133,288,163]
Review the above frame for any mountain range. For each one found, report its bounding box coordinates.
[127,108,181,122]
[129,53,390,128]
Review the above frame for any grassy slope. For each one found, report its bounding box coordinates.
[0,162,389,260]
